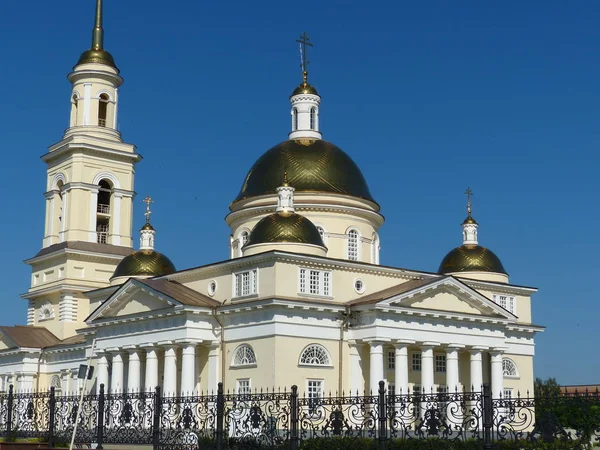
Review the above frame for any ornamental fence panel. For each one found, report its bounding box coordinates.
[0,383,599,449]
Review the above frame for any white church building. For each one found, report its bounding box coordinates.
[0,0,543,401]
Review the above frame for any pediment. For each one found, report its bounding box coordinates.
[87,279,177,322]
[378,277,515,320]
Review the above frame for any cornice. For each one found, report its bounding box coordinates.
[460,278,538,296]
[43,139,141,164]
[24,247,125,266]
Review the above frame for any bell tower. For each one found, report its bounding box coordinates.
[23,0,141,340]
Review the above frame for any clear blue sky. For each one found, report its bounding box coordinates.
[0,0,598,385]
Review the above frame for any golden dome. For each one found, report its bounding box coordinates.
[246,212,325,248]
[462,215,478,225]
[140,222,155,231]
[438,245,507,275]
[233,139,378,207]
[291,82,319,96]
[111,250,176,280]
[76,48,118,70]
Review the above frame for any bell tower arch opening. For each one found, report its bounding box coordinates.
[96,179,113,243]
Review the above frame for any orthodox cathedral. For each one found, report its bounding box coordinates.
[0,1,542,400]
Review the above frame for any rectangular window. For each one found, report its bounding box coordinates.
[503,388,513,399]
[299,269,332,297]
[236,379,251,398]
[388,384,395,397]
[388,351,395,370]
[435,355,446,373]
[307,380,323,415]
[233,269,258,298]
[493,294,516,314]
[412,352,421,372]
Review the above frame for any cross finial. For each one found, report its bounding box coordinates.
[296,32,313,82]
[465,187,473,216]
[143,196,154,224]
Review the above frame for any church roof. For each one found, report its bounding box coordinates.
[232,139,378,207]
[347,277,441,306]
[438,245,507,275]
[245,212,325,248]
[137,279,220,308]
[0,326,62,349]
[32,241,134,259]
[111,250,176,280]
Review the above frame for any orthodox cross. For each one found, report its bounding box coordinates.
[465,187,473,215]
[143,196,153,223]
[296,32,313,76]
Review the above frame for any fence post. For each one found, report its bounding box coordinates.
[482,383,493,450]
[290,385,299,450]
[378,380,387,450]
[96,384,105,450]
[216,382,224,450]
[6,385,13,437]
[48,387,56,448]
[152,386,161,450]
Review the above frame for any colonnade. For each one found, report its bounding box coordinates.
[96,342,220,396]
[352,341,505,398]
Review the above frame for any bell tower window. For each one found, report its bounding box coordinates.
[70,95,78,127]
[96,180,112,243]
[292,108,298,131]
[98,94,109,127]
[347,229,360,261]
[310,107,317,130]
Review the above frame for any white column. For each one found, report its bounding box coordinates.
[446,346,461,392]
[490,351,504,399]
[163,346,178,396]
[469,348,484,392]
[127,350,141,393]
[207,344,220,393]
[83,83,92,125]
[111,193,122,245]
[368,341,385,394]
[113,88,119,129]
[89,189,99,242]
[180,344,196,395]
[145,348,159,392]
[393,344,409,395]
[110,352,125,394]
[97,354,109,394]
[348,341,363,394]
[420,345,435,395]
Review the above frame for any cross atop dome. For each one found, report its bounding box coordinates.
[297,32,313,83]
[143,196,154,224]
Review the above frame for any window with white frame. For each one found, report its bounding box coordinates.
[310,107,317,130]
[307,380,323,415]
[502,358,519,378]
[388,351,395,370]
[232,344,257,367]
[233,269,258,298]
[503,388,513,399]
[237,379,251,398]
[435,355,446,373]
[493,294,516,314]
[299,344,331,366]
[412,352,421,372]
[299,268,331,296]
[388,384,395,396]
[292,108,298,131]
[347,229,360,261]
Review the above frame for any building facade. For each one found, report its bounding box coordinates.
[0,1,542,401]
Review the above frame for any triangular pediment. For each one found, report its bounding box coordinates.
[377,277,515,320]
[86,279,178,322]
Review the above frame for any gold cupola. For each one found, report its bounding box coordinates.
[75,0,118,70]
[110,197,175,285]
[243,175,327,257]
[438,188,508,282]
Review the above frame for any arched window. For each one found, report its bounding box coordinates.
[237,230,249,257]
[96,179,112,243]
[292,108,298,131]
[50,375,62,392]
[347,229,360,261]
[299,344,331,366]
[98,94,109,127]
[71,94,78,126]
[56,180,64,225]
[502,358,519,378]
[310,107,317,130]
[232,344,257,366]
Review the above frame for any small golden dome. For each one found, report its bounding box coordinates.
[233,139,378,206]
[245,212,325,248]
[291,82,319,97]
[111,250,176,280]
[140,222,155,231]
[438,245,507,275]
[462,215,478,225]
[76,48,118,70]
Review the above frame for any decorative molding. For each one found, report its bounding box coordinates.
[39,301,55,321]
[59,295,77,322]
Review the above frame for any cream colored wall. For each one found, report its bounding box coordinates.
[476,288,532,324]
[406,291,486,315]
[244,242,326,257]
[223,337,275,392]
[503,354,534,396]
[451,271,509,284]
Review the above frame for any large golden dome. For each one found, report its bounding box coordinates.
[438,245,507,275]
[111,250,176,280]
[233,139,378,206]
[246,212,325,248]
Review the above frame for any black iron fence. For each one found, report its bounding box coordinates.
[0,382,598,449]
